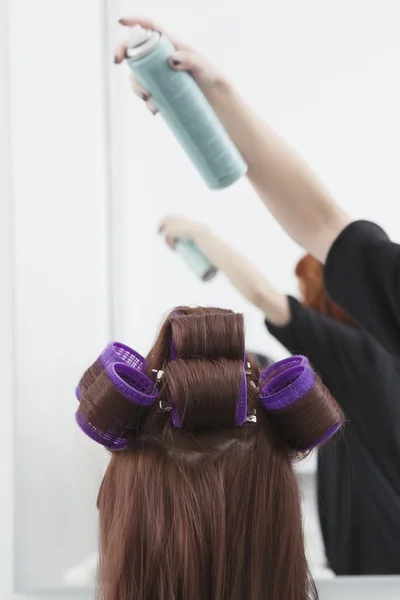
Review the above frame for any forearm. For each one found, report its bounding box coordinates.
[191,226,290,326]
[210,83,353,263]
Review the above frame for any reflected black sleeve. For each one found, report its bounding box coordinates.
[265,295,372,418]
[324,220,400,358]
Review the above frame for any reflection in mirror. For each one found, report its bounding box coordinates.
[4,0,400,598]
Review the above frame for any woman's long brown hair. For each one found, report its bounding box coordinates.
[296,254,356,326]
[95,307,342,600]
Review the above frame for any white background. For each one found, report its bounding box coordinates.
[2,0,112,592]
[2,0,400,597]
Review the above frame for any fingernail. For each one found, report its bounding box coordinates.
[171,58,181,66]
[113,56,119,64]
[118,18,125,24]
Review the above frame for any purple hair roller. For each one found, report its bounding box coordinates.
[169,316,248,428]
[259,355,315,411]
[75,410,129,451]
[75,342,147,401]
[171,354,248,429]
[259,355,341,450]
[106,362,158,406]
[301,421,342,451]
[235,356,248,426]
[171,406,182,428]
[76,362,158,450]
[260,355,309,390]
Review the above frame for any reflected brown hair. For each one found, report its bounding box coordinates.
[295,254,356,326]
[92,307,342,600]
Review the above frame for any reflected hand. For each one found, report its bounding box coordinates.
[114,16,228,116]
[158,215,204,248]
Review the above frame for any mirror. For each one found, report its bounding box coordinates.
[2,0,400,598]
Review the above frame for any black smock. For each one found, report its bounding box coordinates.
[324,220,400,360]
[266,296,400,575]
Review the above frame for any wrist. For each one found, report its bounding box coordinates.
[205,75,236,108]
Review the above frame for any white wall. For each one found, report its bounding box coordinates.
[112,0,400,362]
[4,0,112,591]
[0,0,15,593]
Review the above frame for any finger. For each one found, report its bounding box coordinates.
[158,216,176,232]
[168,50,210,79]
[119,16,160,30]
[159,218,173,235]
[118,17,192,52]
[146,99,159,115]
[166,234,176,249]
[159,225,175,248]
[114,41,128,64]
[129,74,150,101]
[158,222,175,246]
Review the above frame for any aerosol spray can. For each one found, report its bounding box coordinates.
[125,26,247,190]
[174,240,217,282]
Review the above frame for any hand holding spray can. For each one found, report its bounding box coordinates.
[174,239,217,282]
[124,26,247,190]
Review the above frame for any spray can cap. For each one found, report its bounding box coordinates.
[125,25,161,61]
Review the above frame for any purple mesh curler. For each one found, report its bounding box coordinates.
[235,355,248,426]
[172,406,182,428]
[165,326,177,421]
[75,342,147,401]
[260,355,309,390]
[171,354,248,429]
[75,410,129,451]
[169,313,248,428]
[259,356,315,411]
[76,362,158,450]
[300,421,342,451]
[106,362,158,406]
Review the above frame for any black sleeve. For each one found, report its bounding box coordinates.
[324,220,400,358]
[265,296,365,393]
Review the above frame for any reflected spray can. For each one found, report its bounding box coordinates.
[125,26,247,190]
[174,239,217,282]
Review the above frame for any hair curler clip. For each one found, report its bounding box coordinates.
[246,408,257,423]
[151,369,164,391]
[149,369,171,413]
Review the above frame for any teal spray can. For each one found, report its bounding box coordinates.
[174,240,217,282]
[125,26,247,190]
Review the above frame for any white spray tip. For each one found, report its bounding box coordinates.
[127,25,152,48]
